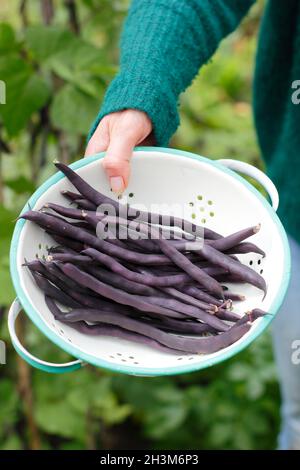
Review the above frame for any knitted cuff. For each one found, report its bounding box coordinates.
[88,73,179,147]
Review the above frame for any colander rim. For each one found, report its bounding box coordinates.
[9,147,291,376]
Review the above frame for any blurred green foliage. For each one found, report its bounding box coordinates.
[0,0,280,451]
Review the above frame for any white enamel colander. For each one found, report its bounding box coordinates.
[8,147,290,376]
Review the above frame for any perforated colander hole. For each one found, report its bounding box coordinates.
[133,362,139,365]
[177,357,184,361]
[67,338,72,343]
[109,355,115,359]
[129,193,134,198]
[209,212,215,217]
[201,218,206,224]
[197,195,203,201]
[199,207,205,212]
[188,356,195,360]
[121,359,127,362]
[116,353,122,357]
[38,243,42,250]
[260,269,264,274]
[258,259,261,265]
[189,202,194,207]
[249,260,253,266]
[129,356,134,359]
[191,213,196,219]
[207,200,213,206]
[59,329,64,335]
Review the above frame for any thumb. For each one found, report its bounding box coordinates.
[85,118,110,157]
[102,133,136,194]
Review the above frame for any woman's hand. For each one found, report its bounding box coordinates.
[85,109,153,194]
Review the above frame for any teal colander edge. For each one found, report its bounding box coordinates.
[10,147,291,376]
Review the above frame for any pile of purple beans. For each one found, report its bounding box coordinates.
[21,162,268,355]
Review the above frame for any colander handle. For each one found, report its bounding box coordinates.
[217,159,279,211]
[8,299,83,374]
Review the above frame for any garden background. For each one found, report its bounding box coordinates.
[0,0,279,451]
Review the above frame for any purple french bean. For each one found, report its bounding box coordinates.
[47,253,92,263]
[196,244,267,295]
[45,296,179,354]
[131,295,229,331]
[82,247,192,287]
[225,242,265,257]
[207,225,260,251]
[180,285,223,305]
[54,162,223,240]
[21,210,185,266]
[131,264,218,313]
[75,198,97,211]
[60,263,187,319]
[223,291,246,301]
[30,271,81,308]
[103,216,224,297]
[46,231,85,252]
[49,301,250,354]
[235,308,268,326]
[84,264,160,297]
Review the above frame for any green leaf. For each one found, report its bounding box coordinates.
[209,423,231,447]
[246,377,265,400]
[67,376,131,425]
[25,25,75,61]
[35,401,86,441]
[10,74,51,134]
[145,403,187,440]
[25,25,110,79]
[0,434,23,450]
[50,58,104,98]
[0,266,15,305]
[45,39,108,98]
[89,63,117,77]
[0,23,16,52]
[0,207,18,304]
[4,176,36,195]
[0,206,17,238]
[0,55,51,135]
[227,363,250,381]
[130,384,189,440]
[67,388,90,415]
[59,441,85,450]
[93,391,131,425]
[0,54,30,95]
[0,380,19,439]
[48,40,106,72]
[50,84,100,134]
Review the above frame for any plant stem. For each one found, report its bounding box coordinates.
[64,0,80,34]
[41,0,54,24]
[57,131,70,165]
[0,152,3,205]
[19,0,29,28]
[86,409,97,450]
[29,120,42,184]
[16,315,41,450]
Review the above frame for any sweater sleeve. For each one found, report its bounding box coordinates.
[89,0,255,146]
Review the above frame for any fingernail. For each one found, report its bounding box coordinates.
[110,176,124,194]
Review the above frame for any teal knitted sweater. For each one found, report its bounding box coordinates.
[90,0,300,242]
